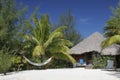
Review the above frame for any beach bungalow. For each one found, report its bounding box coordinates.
[70,32,105,66]
[70,32,120,68]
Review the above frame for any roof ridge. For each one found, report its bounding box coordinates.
[70,32,105,54]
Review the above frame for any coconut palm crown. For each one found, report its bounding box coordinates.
[102,2,120,48]
[102,18,120,48]
[24,14,76,64]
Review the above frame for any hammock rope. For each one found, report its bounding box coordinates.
[22,55,53,67]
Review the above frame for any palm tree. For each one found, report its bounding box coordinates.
[24,14,76,64]
[102,1,120,48]
[102,35,120,48]
[101,2,120,70]
[101,18,120,71]
[103,18,120,38]
[102,18,120,48]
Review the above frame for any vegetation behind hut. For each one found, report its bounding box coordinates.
[54,9,83,46]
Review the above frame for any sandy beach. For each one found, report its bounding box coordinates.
[0,68,119,80]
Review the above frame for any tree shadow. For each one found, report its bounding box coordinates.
[107,71,120,78]
[0,71,21,76]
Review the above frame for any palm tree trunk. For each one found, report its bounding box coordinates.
[40,55,43,63]
[3,71,6,75]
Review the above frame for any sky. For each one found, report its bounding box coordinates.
[17,0,119,38]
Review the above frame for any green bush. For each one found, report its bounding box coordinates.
[0,50,12,75]
[11,56,26,71]
[93,56,113,69]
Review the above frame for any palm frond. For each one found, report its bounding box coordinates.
[38,15,51,43]
[24,20,36,35]
[47,44,76,64]
[53,26,67,33]
[62,52,76,64]
[32,45,45,56]
[51,52,76,64]
[62,39,73,46]
[104,18,120,37]
[102,35,120,48]
[24,35,40,45]
[44,32,63,48]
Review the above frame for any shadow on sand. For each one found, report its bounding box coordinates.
[107,71,120,78]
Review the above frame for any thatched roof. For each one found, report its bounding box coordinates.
[101,44,120,55]
[70,32,105,54]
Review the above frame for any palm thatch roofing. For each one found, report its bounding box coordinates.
[70,32,120,56]
[70,32,105,54]
[101,44,120,55]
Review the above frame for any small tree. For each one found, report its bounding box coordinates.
[57,9,82,46]
[0,49,12,75]
[93,56,113,69]
[23,14,76,64]
[102,2,120,48]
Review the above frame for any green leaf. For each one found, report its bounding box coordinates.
[102,35,120,48]
[32,45,45,56]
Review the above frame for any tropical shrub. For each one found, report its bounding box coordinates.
[11,56,27,71]
[93,56,113,69]
[0,50,12,75]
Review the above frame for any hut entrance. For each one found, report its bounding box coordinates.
[85,51,98,65]
[86,52,93,64]
[72,51,99,65]
[116,55,120,68]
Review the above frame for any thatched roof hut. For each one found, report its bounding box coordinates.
[70,32,120,67]
[70,32,120,55]
[70,32,105,54]
[101,44,120,55]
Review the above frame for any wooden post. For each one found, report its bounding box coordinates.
[85,53,87,65]
[40,55,43,63]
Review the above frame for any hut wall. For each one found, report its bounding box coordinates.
[72,54,86,62]
[72,52,98,64]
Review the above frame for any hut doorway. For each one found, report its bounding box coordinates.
[72,51,99,65]
[116,55,120,68]
[86,52,93,64]
[85,51,98,65]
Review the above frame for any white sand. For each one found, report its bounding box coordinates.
[0,68,119,80]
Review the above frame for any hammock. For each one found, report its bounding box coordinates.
[22,56,53,67]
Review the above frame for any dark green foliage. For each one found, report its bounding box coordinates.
[102,1,120,48]
[11,56,27,71]
[104,18,120,37]
[0,0,28,72]
[57,9,82,46]
[0,49,12,75]
[104,1,120,37]
[0,0,27,51]
[111,2,120,18]
[93,56,113,69]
